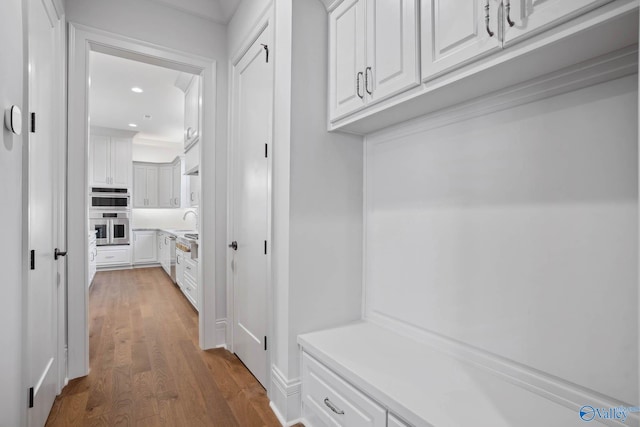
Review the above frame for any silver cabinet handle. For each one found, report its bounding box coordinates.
[365,67,373,95]
[505,0,515,27]
[356,72,364,99]
[186,127,194,140]
[186,266,192,271]
[177,256,181,265]
[324,398,344,415]
[485,0,494,37]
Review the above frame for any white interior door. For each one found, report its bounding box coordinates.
[231,26,273,388]
[27,0,59,424]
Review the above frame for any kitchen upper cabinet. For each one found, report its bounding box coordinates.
[133,164,159,208]
[89,131,133,188]
[158,165,173,208]
[366,0,420,102]
[184,76,200,151]
[188,176,200,208]
[421,0,502,81]
[503,0,614,45]
[172,159,183,208]
[329,0,419,122]
[133,230,157,264]
[329,0,366,121]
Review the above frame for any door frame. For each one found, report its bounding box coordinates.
[226,8,275,386]
[67,23,217,378]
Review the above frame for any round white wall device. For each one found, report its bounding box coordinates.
[4,105,22,135]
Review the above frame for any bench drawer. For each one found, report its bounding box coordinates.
[302,352,386,427]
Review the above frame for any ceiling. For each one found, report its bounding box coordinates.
[147,0,242,24]
[89,51,192,143]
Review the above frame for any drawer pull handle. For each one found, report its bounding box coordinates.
[324,398,344,415]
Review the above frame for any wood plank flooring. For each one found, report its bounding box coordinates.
[46,267,294,427]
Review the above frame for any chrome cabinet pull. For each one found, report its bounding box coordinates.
[324,398,344,415]
[356,72,364,99]
[505,0,514,27]
[365,67,373,95]
[485,0,494,37]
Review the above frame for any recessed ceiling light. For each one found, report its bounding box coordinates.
[131,87,143,93]
[128,123,138,128]
[143,114,152,120]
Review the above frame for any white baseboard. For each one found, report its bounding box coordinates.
[215,318,227,348]
[269,365,302,426]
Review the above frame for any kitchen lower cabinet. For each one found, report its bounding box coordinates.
[89,232,97,287]
[182,256,198,310]
[96,245,131,267]
[133,230,157,264]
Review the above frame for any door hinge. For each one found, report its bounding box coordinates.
[264,240,267,255]
[30,250,35,270]
[30,112,36,133]
[265,143,268,158]
[260,44,269,63]
[28,387,34,408]
[264,336,267,351]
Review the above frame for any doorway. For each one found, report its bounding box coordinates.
[67,25,217,379]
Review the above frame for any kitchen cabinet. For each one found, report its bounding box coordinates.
[88,231,97,287]
[503,0,614,46]
[158,232,175,281]
[89,133,133,188]
[182,256,198,310]
[133,230,157,264]
[328,0,419,122]
[96,245,131,267]
[188,175,200,208]
[184,76,200,150]
[176,247,186,288]
[158,165,173,208]
[133,164,159,208]
[421,0,502,81]
[172,159,183,208]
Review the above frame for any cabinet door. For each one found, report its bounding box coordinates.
[188,175,200,208]
[365,0,419,104]
[158,165,173,208]
[421,0,502,81]
[145,166,159,207]
[503,0,614,45]
[184,76,200,150]
[133,165,148,208]
[110,137,132,188]
[329,0,366,122]
[172,161,182,208]
[89,135,110,187]
[133,231,157,264]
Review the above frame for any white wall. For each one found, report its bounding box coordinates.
[132,208,197,230]
[365,75,639,405]
[132,138,183,163]
[0,0,25,425]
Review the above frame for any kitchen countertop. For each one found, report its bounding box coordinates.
[132,228,197,238]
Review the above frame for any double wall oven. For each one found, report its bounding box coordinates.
[90,188,131,246]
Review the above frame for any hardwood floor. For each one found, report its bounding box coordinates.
[46,267,290,427]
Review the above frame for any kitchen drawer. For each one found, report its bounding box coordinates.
[96,246,131,266]
[184,258,197,285]
[182,279,198,310]
[302,352,386,427]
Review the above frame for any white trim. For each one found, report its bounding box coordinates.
[269,365,303,426]
[67,23,217,379]
[215,318,227,348]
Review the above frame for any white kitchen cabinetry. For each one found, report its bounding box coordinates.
[133,230,157,264]
[184,76,200,151]
[88,232,97,287]
[421,0,502,80]
[172,159,183,208]
[503,0,614,46]
[89,132,133,188]
[388,414,410,427]
[96,245,131,267]
[329,0,419,121]
[133,164,159,208]
[182,255,198,310]
[188,176,200,208]
[158,165,173,208]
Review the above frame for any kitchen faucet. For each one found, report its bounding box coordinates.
[183,210,198,229]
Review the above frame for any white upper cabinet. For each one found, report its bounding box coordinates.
[158,165,173,208]
[133,164,158,208]
[184,76,200,151]
[421,0,502,81]
[503,0,614,45]
[172,160,182,208]
[329,0,419,122]
[329,0,366,121]
[366,0,420,102]
[89,132,132,188]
